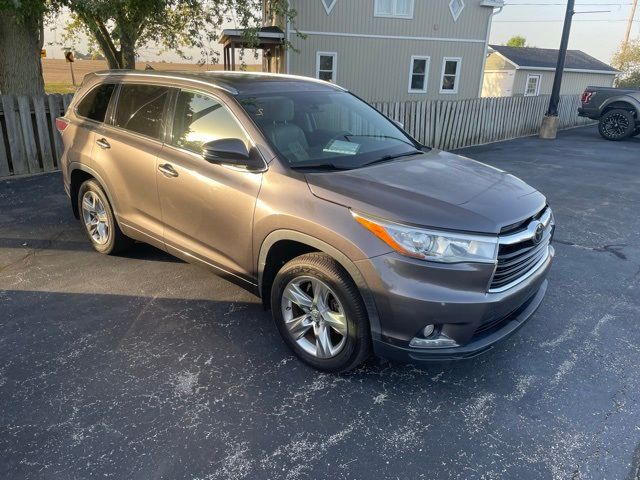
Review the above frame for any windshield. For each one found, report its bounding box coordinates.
[236,91,422,170]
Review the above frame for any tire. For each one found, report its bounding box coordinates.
[632,127,640,137]
[78,179,132,254]
[598,109,636,141]
[271,252,371,373]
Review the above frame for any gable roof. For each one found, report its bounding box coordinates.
[489,45,618,74]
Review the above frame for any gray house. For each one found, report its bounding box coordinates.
[253,0,505,101]
[482,45,617,98]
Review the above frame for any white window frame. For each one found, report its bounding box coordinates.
[524,73,542,97]
[439,57,462,94]
[316,51,337,83]
[408,55,430,94]
[321,0,337,14]
[374,0,415,19]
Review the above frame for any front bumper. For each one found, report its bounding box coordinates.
[355,245,553,363]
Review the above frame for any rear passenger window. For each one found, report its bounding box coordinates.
[171,90,250,154]
[76,83,115,122]
[114,84,171,140]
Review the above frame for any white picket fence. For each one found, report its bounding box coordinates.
[0,93,592,178]
[371,94,593,151]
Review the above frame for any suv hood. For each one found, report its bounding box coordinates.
[305,150,546,234]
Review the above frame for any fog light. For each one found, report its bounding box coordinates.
[409,328,459,349]
[422,324,435,338]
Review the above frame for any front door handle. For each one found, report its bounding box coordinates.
[158,163,179,178]
[96,138,111,149]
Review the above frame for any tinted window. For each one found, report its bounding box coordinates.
[171,91,249,154]
[114,84,170,139]
[76,83,116,122]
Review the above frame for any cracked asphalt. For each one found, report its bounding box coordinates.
[1,126,639,480]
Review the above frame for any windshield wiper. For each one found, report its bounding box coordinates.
[344,134,417,148]
[360,150,422,167]
[290,163,352,171]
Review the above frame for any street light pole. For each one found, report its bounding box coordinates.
[540,0,575,138]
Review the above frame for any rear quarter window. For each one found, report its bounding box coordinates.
[76,83,116,123]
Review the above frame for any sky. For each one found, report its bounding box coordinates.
[42,1,639,65]
[490,0,639,63]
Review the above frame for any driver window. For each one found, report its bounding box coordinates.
[171,91,250,154]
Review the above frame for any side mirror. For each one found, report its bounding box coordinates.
[202,138,263,170]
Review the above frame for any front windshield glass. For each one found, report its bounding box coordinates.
[237,90,421,170]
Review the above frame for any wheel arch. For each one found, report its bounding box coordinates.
[601,99,640,119]
[257,230,381,338]
[69,163,119,222]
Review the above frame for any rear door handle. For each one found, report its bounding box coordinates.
[158,163,179,178]
[96,138,111,149]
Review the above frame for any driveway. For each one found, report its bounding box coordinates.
[1,126,639,480]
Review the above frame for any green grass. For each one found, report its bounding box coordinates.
[45,83,78,94]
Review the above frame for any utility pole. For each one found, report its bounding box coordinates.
[624,0,638,47]
[540,0,575,139]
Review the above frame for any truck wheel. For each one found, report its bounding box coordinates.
[271,253,371,373]
[598,109,636,141]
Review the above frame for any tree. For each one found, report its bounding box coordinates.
[505,35,526,48]
[612,38,640,89]
[59,0,298,70]
[0,0,51,95]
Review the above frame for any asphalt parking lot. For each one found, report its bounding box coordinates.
[1,125,639,480]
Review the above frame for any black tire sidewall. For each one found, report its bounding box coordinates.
[271,255,370,372]
[599,109,635,141]
[78,180,117,254]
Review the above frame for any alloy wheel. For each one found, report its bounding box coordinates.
[281,276,348,359]
[603,113,630,138]
[81,191,110,245]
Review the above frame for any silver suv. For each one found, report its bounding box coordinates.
[58,71,555,372]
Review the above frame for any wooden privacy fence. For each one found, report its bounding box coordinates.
[0,92,591,178]
[371,94,593,151]
[0,93,74,178]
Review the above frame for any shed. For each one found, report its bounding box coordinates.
[482,45,618,98]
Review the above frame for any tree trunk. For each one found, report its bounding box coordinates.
[119,32,137,69]
[0,12,45,95]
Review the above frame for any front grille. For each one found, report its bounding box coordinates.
[489,208,553,292]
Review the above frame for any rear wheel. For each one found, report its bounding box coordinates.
[598,109,636,141]
[78,179,132,254]
[271,253,371,373]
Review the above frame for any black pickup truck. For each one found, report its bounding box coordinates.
[578,86,640,140]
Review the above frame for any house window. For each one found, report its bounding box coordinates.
[321,0,337,14]
[440,57,461,94]
[408,56,430,93]
[525,74,542,96]
[449,0,465,21]
[374,0,414,19]
[316,52,337,82]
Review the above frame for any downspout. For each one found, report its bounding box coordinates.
[478,5,504,97]
[286,18,291,74]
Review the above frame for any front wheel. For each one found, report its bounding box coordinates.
[598,109,636,141]
[271,253,371,373]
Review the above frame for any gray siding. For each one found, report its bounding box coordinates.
[512,69,615,96]
[291,0,491,39]
[284,0,495,101]
[288,35,486,101]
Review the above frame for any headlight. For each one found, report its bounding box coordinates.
[352,211,498,263]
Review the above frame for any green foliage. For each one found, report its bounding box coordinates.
[612,38,640,89]
[505,35,526,48]
[57,0,299,69]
